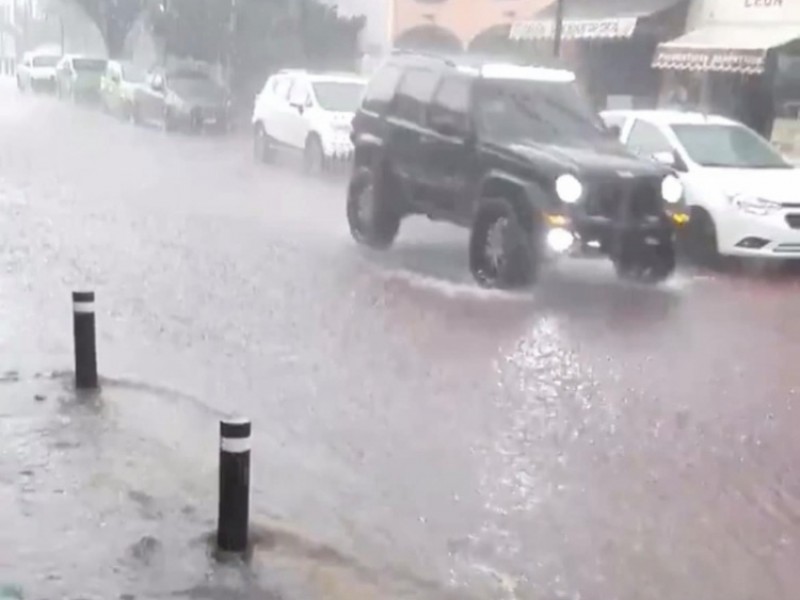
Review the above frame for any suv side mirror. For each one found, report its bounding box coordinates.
[151,76,164,92]
[291,101,305,114]
[653,150,688,173]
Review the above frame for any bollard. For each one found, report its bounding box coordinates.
[72,291,98,390]
[217,417,251,553]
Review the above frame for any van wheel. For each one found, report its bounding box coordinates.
[347,167,401,249]
[613,235,676,284]
[470,198,536,289]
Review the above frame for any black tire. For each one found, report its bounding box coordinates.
[683,207,722,268]
[253,123,272,163]
[131,101,142,125]
[613,234,676,284]
[304,135,325,175]
[347,166,401,249]
[164,108,177,132]
[469,197,537,289]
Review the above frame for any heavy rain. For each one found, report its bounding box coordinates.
[2,0,800,599]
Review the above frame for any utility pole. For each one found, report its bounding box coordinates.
[553,0,564,58]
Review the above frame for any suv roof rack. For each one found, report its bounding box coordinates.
[389,48,572,74]
[390,48,456,67]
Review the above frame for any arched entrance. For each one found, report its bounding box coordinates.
[394,25,463,55]
[469,25,548,63]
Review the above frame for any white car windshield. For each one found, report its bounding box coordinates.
[312,81,365,112]
[120,63,145,83]
[32,56,59,68]
[671,123,791,169]
[73,58,107,72]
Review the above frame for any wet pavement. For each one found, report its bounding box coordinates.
[1,79,800,600]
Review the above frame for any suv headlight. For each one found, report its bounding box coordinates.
[728,193,781,216]
[661,174,683,204]
[555,174,583,204]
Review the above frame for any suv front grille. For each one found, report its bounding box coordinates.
[585,178,663,221]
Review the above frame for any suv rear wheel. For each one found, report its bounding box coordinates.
[469,198,537,289]
[347,166,401,249]
[613,233,676,284]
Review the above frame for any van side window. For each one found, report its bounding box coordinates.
[362,64,402,114]
[390,68,439,125]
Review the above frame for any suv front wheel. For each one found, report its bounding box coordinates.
[470,198,537,289]
[347,167,401,249]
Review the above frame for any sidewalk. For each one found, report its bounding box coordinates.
[0,372,444,600]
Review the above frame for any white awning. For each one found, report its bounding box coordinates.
[509,0,685,42]
[510,17,638,41]
[653,24,800,75]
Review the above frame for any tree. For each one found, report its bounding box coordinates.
[74,0,145,57]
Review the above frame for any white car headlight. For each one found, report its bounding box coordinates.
[661,174,683,204]
[555,174,583,204]
[728,194,781,216]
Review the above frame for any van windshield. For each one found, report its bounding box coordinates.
[475,78,607,144]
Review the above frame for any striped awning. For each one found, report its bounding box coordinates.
[510,0,685,42]
[653,24,800,75]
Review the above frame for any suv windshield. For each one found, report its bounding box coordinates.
[32,56,59,68]
[671,123,790,169]
[73,58,107,72]
[312,81,365,112]
[475,78,607,144]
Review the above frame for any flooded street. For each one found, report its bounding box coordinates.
[1,81,799,599]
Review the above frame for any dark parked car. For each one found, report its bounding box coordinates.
[132,68,231,133]
[347,51,685,288]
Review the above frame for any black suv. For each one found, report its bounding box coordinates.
[346,51,684,289]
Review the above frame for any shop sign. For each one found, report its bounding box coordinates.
[695,0,800,24]
[653,46,767,74]
[510,17,638,41]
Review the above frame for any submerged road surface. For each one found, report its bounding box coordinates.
[1,82,799,599]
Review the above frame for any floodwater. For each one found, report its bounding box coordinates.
[1,81,799,600]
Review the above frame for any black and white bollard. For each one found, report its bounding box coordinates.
[72,291,98,390]
[217,417,251,554]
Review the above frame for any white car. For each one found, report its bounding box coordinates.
[252,69,366,173]
[601,109,800,262]
[16,52,60,93]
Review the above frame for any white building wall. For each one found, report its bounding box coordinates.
[687,0,800,27]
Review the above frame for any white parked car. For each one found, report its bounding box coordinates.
[601,109,800,262]
[16,52,60,93]
[252,70,366,173]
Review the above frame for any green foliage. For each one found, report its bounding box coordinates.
[74,0,145,57]
[76,0,364,97]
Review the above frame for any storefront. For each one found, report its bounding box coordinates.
[509,0,689,110]
[653,0,800,148]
